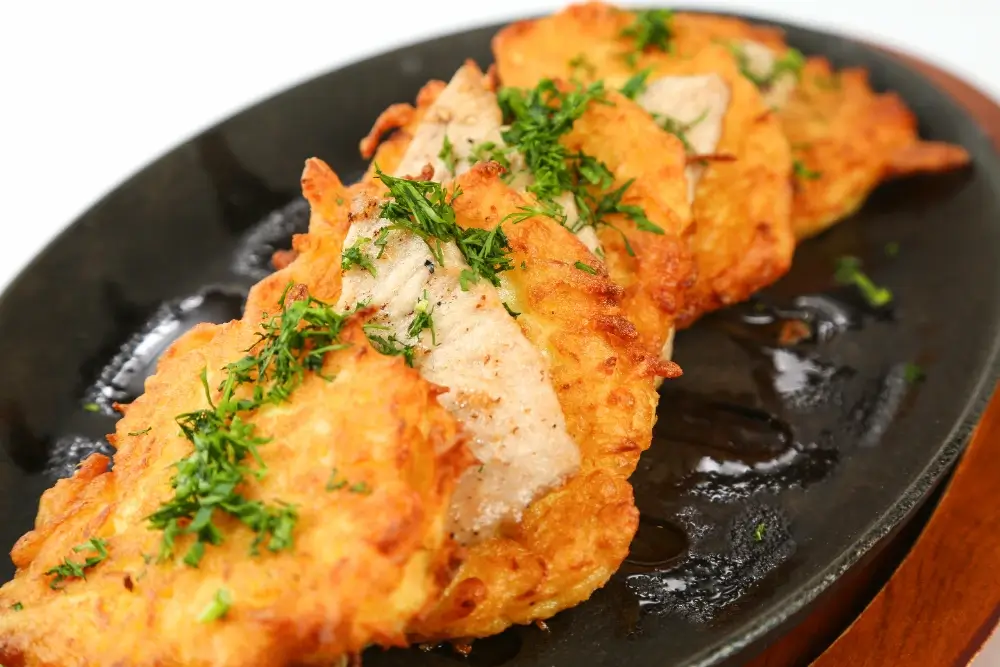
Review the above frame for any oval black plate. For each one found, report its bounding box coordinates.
[2,13,999,667]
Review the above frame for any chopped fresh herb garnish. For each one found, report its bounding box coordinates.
[502,302,521,319]
[83,402,100,413]
[904,362,925,384]
[497,79,659,251]
[753,522,766,542]
[364,323,416,367]
[348,481,372,495]
[620,9,674,63]
[470,141,512,172]
[342,236,377,276]
[10,602,22,611]
[834,256,893,308]
[408,290,437,345]
[148,284,360,565]
[198,588,232,623]
[619,68,652,100]
[653,109,708,155]
[374,167,514,288]
[127,427,152,437]
[885,241,900,258]
[574,261,598,275]
[793,159,821,180]
[44,538,108,589]
[335,197,345,206]
[730,44,805,89]
[520,261,528,270]
[568,53,597,81]
[325,468,348,492]
[438,135,458,175]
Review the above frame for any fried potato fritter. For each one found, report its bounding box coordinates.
[0,190,470,667]
[659,11,971,239]
[360,61,693,358]
[493,3,795,326]
[407,163,675,640]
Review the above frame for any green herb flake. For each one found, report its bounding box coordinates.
[83,402,101,413]
[363,323,416,367]
[438,135,458,175]
[198,588,232,623]
[568,53,597,81]
[44,538,109,589]
[502,302,521,319]
[885,241,900,258]
[729,44,805,89]
[325,468,349,492]
[904,362,925,384]
[374,166,514,288]
[834,256,893,308]
[127,427,152,437]
[619,68,652,100]
[147,284,364,565]
[793,159,821,181]
[348,481,372,495]
[753,522,766,542]
[341,236,378,277]
[574,261,598,275]
[620,9,674,62]
[654,108,708,155]
[10,602,22,612]
[408,290,437,345]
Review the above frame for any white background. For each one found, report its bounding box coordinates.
[1,0,998,662]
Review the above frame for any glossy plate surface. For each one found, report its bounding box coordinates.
[1,14,998,667]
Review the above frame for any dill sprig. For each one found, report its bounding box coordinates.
[342,236,377,276]
[834,256,893,308]
[363,323,416,367]
[653,108,708,155]
[438,135,458,175]
[620,8,674,66]
[496,79,662,252]
[730,44,806,89]
[148,284,357,567]
[793,159,821,180]
[374,166,514,289]
[408,290,437,345]
[44,538,108,589]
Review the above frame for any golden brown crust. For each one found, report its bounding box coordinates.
[782,57,971,239]
[407,163,674,640]
[564,90,694,354]
[493,4,794,327]
[0,178,470,667]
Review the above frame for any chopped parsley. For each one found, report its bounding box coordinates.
[198,588,232,623]
[10,602,22,612]
[904,362,925,384]
[793,159,821,180]
[83,402,101,413]
[147,284,361,566]
[341,236,377,276]
[374,166,514,289]
[619,68,652,100]
[834,256,893,308]
[438,135,458,175]
[574,261,598,275]
[127,427,152,437]
[44,538,108,589]
[753,522,766,542]
[408,291,437,345]
[620,9,674,67]
[503,302,521,319]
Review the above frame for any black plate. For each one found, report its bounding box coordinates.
[2,13,999,667]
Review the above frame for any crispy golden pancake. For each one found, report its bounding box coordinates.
[361,60,691,360]
[303,158,674,639]
[0,169,470,667]
[493,2,794,326]
[646,10,972,239]
[413,163,675,639]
